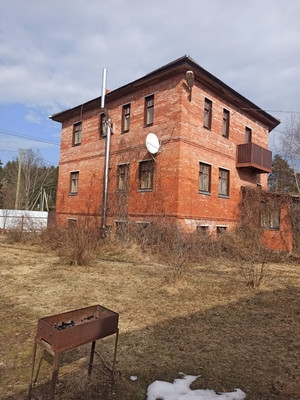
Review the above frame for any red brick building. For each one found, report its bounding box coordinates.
[51,56,287,244]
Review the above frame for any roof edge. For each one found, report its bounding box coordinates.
[50,55,280,130]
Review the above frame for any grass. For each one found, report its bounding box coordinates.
[0,236,299,399]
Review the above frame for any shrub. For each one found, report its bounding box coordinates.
[41,225,102,266]
[223,223,272,287]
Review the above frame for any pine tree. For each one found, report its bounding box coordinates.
[268,154,297,193]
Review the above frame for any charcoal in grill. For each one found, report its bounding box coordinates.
[53,320,75,330]
[81,315,97,322]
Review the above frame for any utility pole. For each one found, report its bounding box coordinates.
[15,148,23,210]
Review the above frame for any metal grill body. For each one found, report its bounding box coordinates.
[28,305,119,400]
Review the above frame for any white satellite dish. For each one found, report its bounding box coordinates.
[146,133,160,154]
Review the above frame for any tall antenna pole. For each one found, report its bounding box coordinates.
[15,148,23,210]
[101,68,106,108]
[100,68,111,235]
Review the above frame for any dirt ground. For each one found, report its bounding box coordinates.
[0,236,299,400]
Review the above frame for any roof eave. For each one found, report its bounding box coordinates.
[50,55,280,131]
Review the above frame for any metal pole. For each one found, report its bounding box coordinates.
[100,68,111,234]
[101,68,106,109]
[101,122,111,232]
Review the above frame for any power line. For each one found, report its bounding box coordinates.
[240,108,300,114]
[0,128,60,146]
[0,149,18,152]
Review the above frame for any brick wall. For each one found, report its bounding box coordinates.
[55,73,271,237]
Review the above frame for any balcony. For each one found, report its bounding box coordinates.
[236,143,272,173]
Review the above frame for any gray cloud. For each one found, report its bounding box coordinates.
[1,1,300,136]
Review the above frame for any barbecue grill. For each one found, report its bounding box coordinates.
[28,305,119,400]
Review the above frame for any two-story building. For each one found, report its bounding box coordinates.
[51,56,293,248]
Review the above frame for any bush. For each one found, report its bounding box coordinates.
[41,225,103,266]
[219,223,272,287]
[122,220,213,284]
[4,213,45,244]
[5,228,25,243]
[39,214,275,286]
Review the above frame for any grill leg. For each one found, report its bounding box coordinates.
[33,350,47,387]
[50,352,59,400]
[112,329,119,382]
[28,341,38,400]
[88,341,96,377]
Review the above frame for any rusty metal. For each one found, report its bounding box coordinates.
[236,142,272,173]
[28,305,119,400]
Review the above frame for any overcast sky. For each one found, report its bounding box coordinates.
[1,0,300,166]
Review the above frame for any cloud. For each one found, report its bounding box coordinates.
[25,109,42,124]
[1,0,300,165]
[1,0,300,112]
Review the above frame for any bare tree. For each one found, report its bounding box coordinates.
[0,149,57,210]
[281,115,300,194]
[21,149,46,209]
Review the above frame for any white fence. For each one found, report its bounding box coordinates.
[0,209,48,231]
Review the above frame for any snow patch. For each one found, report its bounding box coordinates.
[147,374,246,400]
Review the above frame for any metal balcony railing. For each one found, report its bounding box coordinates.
[236,143,272,173]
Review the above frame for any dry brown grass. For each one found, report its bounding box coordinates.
[0,236,299,400]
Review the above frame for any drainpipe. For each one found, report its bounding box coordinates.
[100,68,111,235]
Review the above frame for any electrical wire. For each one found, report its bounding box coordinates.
[240,108,300,114]
[0,128,60,146]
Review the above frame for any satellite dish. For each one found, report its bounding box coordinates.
[146,133,160,154]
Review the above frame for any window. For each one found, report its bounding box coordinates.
[73,122,82,145]
[139,160,154,190]
[197,226,209,235]
[203,98,212,129]
[70,171,79,194]
[199,162,211,194]
[260,203,280,230]
[68,218,77,228]
[218,168,229,197]
[245,126,252,143]
[100,113,108,138]
[115,220,128,236]
[145,95,154,126]
[122,104,130,133]
[217,226,227,235]
[222,109,230,138]
[117,163,130,191]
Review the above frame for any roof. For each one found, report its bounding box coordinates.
[50,55,280,131]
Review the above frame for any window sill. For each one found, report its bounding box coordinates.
[138,189,153,192]
[218,194,229,199]
[198,191,211,196]
[72,143,81,147]
[144,123,153,128]
[68,192,78,196]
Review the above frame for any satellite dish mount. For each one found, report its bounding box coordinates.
[185,70,194,101]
